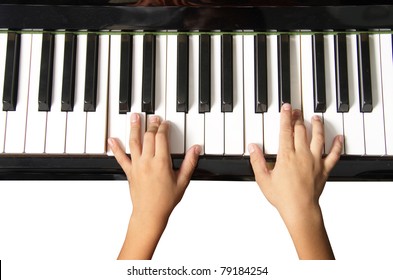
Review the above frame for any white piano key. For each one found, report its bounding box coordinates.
[244,34,263,155]
[380,33,393,155]
[127,33,145,154]
[86,34,109,154]
[0,32,8,152]
[166,34,185,154]
[290,34,302,109]
[65,33,87,154]
[301,33,321,142]
[25,33,48,153]
[107,33,127,155]
[224,34,244,155]
[323,34,344,154]
[263,34,280,155]
[45,33,67,154]
[344,34,365,155]
[205,33,224,155]
[4,33,32,154]
[185,34,204,154]
[154,34,166,120]
[363,34,385,155]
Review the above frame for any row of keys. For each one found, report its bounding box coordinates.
[1,31,384,116]
[0,31,393,156]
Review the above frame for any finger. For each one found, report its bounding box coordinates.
[142,115,161,157]
[129,113,142,160]
[248,143,270,185]
[293,110,308,151]
[176,145,201,189]
[278,103,295,154]
[108,138,132,174]
[155,120,171,160]
[323,135,343,174]
[310,115,325,158]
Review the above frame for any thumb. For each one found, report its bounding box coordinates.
[177,145,201,189]
[248,144,270,186]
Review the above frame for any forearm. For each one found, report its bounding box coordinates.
[280,205,335,260]
[118,214,168,260]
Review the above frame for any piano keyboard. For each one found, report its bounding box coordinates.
[1,3,393,180]
[1,30,393,157]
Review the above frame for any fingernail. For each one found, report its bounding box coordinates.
[338,135,344,144]
[282,103,291,111]
[149,115,159,123]
[248,143,255,154]
[131,113,139,123]
[108,138,114,148]
[194,145,201,155]
[312,115,321,121]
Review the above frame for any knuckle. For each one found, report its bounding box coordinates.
[129,137,140,147]
[155,130,168,142]
[143,131,155,140]
[314,133,325,146]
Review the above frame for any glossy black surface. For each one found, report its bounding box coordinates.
[358,33,373,113]
[2,32,20,112]
[313,34,326,113]
[221,34,233,112]
[119,34,133,114]
[38,33,54,112]
[278,34,290,110]
[255,34,267,113]
[61,33,77,112]
[141,34,156,114]
[199,34,211,113]
[1,156,393,181]
[176,34,189,113]
[84,33,99,112]
[2,5,393,30]
[335,34,349,113]
[2,0,393,6]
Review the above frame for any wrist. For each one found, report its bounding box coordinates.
[277,200,322,226]
[278,204,334,260]
[118,213,168,260]
[129,211,169,236]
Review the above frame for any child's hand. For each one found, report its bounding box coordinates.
[109,113,200,259]
[248,103,343,259]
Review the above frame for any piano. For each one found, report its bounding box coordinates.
[1,0,393,180]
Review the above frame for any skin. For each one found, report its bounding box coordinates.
[248,103,343,260]
[109,103,342,260]
[108,113,200,260]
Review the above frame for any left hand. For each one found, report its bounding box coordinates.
[109,113,201,224]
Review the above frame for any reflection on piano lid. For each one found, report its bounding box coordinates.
[3,0,393,5]
[1,3,393,30]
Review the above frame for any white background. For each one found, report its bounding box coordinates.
[0,180,393,279]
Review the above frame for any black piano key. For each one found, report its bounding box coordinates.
[313,34,327,113]
[278,34,291,111]
[221,34,233,112]
[357,33,373,113]
[199,34,211,113]
[84,33,99,112]
[3,32,20,111]
[61,33,77,112]
[119,34,132,114]
[142,34,155,114]
[177,34,189,113]
[335,33,349,113]
[255,34,268,113]
[38,33,55,112]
